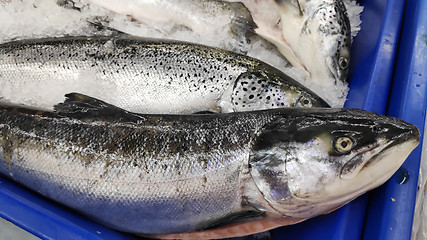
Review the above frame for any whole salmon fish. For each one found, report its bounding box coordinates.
[0,93,419,239]
[0,36,328,113]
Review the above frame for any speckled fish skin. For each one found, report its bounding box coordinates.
[0,35,328,113]
[0,94,419,238]
[83,0,256,51]
[273,0,351,84]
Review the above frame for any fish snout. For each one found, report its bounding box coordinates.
[340,117,420,180]
[379,117,420,144]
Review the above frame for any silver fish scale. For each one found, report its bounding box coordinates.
[0,36,329,114]
[0,109,273,234]
[0,37,248,113]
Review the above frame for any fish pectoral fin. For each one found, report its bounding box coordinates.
[198,210,264,231]
[54,93,144,123]
[151,218,302,240]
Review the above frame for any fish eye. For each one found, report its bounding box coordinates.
[338,56,349,70]
[296,96,313,108]
[334,136,353,153]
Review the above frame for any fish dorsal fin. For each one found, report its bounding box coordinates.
[54,93,145,123]
[193,110,217,115]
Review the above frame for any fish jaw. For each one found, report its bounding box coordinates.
[281,137,418,219]
[248,108,419,219]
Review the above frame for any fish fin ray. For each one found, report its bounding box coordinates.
[198,210,264,231]
[54,93,144,122]
[151,218,302,240]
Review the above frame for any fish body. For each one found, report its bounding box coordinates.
[0,35,328,113]
[78,0,353,84]
[235,0,351,84]
[57,0,256,54]
[87,0,255,42]
[0,94,419,238]
[276,0,351,83]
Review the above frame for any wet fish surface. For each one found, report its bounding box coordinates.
[0,93,419,239]
[235,0,352,85]
[70,0,354,85]
[82,0,256,52]
[0,35,329,113]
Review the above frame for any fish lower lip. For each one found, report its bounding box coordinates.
[340,133,419,179]
[290,138,419,201]
[364,133,419,167]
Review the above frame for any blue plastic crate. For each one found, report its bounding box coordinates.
[0,0,424,239]
[0,177,137,240]
[363,0,427,239]
[271,0,409,239]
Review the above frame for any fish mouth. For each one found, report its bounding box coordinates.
[283,137,419,219]
[289,126,419,203]
[340,128,420,180]
[333,138,419,199]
